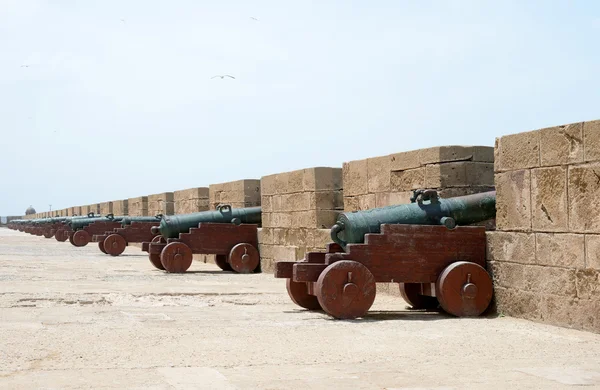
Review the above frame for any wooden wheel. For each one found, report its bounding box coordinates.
[160,242,193,273]
[98,240,108,254]
[104,234,127,256]
[286,279,321,310]
[43,230,53,239]
[436,261,493,317]
[215,255,233,271]
[55,230,67,242]
[72,230,91,247]
[149,253,165,270]
[227,243,259,274]
[151,235,163,243]
[315,260,376,319]
[399,283,439,310]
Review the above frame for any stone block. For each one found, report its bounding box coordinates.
[259,258,276,274]
[293,210,339,229]
[536,233,585,268]
[128,196,148,216]
[375,192,390,208]
[424,162,494,188]
[261,175,276,196]
[175,199,210,214]
[437,186,495,199]
[300,167,342,191]
[261,213,273,228]
[495,170,532,231]
[389,150,421,171]
[112,200,129,216]
[540,123,584,166]
[344,196,359,212]
[257,228,274,245]
[283,192,312,211]
[99,201,113,215]
[358,194,376,211]
[148,192,174,203]
[586,235,600,270]
[489,262,576,296]
[390,168,425,191]
[270,195,283,212]
[486,232,536,264]
[420,146,495,165]
[367,155,391,193]
[584,120,600,162]
[173,187,209,202]
[487,286,542,320]
[310,191,344,210]
[261,196,272,212]
[282,228,309,247]
[272,213,292,228]
[314,229,333,249]
[575,269,600,299]
[388,191,412,205]
[286,170,304,193]
[342,159,368,196]
[495,130,540,172]
[531,167,568,232]
[271,245,300,261]
[568,163,600,233]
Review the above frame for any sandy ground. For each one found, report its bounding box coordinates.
[1,228,599,390]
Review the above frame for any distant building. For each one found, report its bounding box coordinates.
[25,205,36,215]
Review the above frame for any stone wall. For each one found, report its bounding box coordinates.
[343,146,495,211]
[174,187,210,214]
[100,202,113,215]
[113,200,128,216]
[148,192,174,216]
[488,120,600,333]
[259,167,343,272]
[209,180,261,210]
[128,196,148,217]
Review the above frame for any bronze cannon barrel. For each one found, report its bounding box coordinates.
[151,205,261,239]
[331,190,496,248]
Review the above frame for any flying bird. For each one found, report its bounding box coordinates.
[250,16,259,21]
[20,65,29,68]
[211,75,235,79]
[120,18,126,23]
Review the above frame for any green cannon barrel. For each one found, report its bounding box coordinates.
[151,205,262,239]
[68,215,124,230]
[331,190,496,248]
[120,215,163,226]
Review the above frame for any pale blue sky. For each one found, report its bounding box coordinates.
[1,1,599,216]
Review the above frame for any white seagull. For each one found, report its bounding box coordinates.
[211,75,235,79]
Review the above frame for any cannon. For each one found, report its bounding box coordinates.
[274,190,496,320]
[141,205,262,273]
[62,214,124,247]
[51,214,100,242]
[92,215,163,256]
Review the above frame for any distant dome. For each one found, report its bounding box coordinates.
[25,205,36,215]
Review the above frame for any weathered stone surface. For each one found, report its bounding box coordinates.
[310,191,344,210]
[491,286,542,320]
[586,234,600,270]
[99,202,113,215]
[112,200,129,216]
[282,193,311,211]
[174,199,210,214]
[292,210,339,229]
[539,294,581,329]
[388,191,412,205]
[287,170,304,193]
[314,229,333,249]
[342,160,368,196]
[358,194,376,211]
[390,168,424,191]
[389,150,420,171]
[367,156,391,193]
[257,228,274,245]
[584,120,600,162]
[261,175,276,196]
[531,167,568,232]
[128,197,148,216]
[495,170,531,231]
[343,196,359,212]
[575,269,600,299]
[261,196,272,212]
[568,163,600,233]
[173,187,209,202]
[540,123,584,166]
[535,233,585,268]
[486,232,536,264]
[421,146,494,165]
[489,262,576,296]
[375,192,390,208]
[424,162,493,188]
[495,130,540,172]
[305,167,343,191]
[437,186,495,199]
[148,192,174,203]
